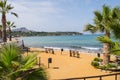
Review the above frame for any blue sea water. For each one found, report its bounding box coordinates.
[21,34,103,53]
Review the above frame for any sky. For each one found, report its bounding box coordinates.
[5,0,120,33]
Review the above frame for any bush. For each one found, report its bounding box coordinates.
[91,61,99,68]
[99,65,106,70]
[94,57,103,62]
[0,44,48,80]
[106,63,117,69]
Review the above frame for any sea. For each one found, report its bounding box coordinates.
[20,34,103,53]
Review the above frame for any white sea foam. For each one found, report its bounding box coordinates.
[44,46,61,50]
[81,47,101,50]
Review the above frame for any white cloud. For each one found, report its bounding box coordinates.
[7,0,64,31]
[10,0,63,14]
[6,0,97,32]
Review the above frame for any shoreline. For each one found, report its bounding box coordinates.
[29,46,102,54]
[30,47,99,55]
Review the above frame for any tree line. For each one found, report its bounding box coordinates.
[11,31,82,37]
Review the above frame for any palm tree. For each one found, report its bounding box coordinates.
[0,0,18,42]
[0,44,48,80]
[84,5,119,64]
[6,21,16,41]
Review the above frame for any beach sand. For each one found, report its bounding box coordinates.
[29,48,119,80]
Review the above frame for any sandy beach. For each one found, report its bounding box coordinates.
[28,48,119,80]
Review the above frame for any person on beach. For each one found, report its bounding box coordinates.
[77,51,80,58]
[22,40,25,48]
[97,53,100,58]
[52,49,54,54]
[73,51,76,57]
[61,48,64,54]
[45,48,48,53]
[70,50,72,57]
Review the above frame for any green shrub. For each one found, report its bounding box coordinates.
[91,61,99,68]
[106,63,117,69]
[94,57,103,62]
[0,44,48,80]
[99,65,106,70]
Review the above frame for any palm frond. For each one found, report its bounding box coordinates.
[3,0,7,8]
[11,12,18,17]
[6,4,13,12]
[0,44,22,69]
[94,11,103,22]
[21,68,48,80]
[6,21,16,28]
[84,24,97,33]
[111,7,119,19]
[21,54,37,70]
[110,20,120,39]
[0,1,4,9]
[97,36,112,44]
[110,49,120,56]
[102,5,111,20]
[11,22,15,26]
[6,21,10,26]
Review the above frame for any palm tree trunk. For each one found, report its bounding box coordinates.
[9,27,12,41]
[103,31,110,64]
[2,13,7,42]
[103,43,110,64]
[0,30,2,38]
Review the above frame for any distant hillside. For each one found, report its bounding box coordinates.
[11,27,83,37]
[12,27,31,32]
